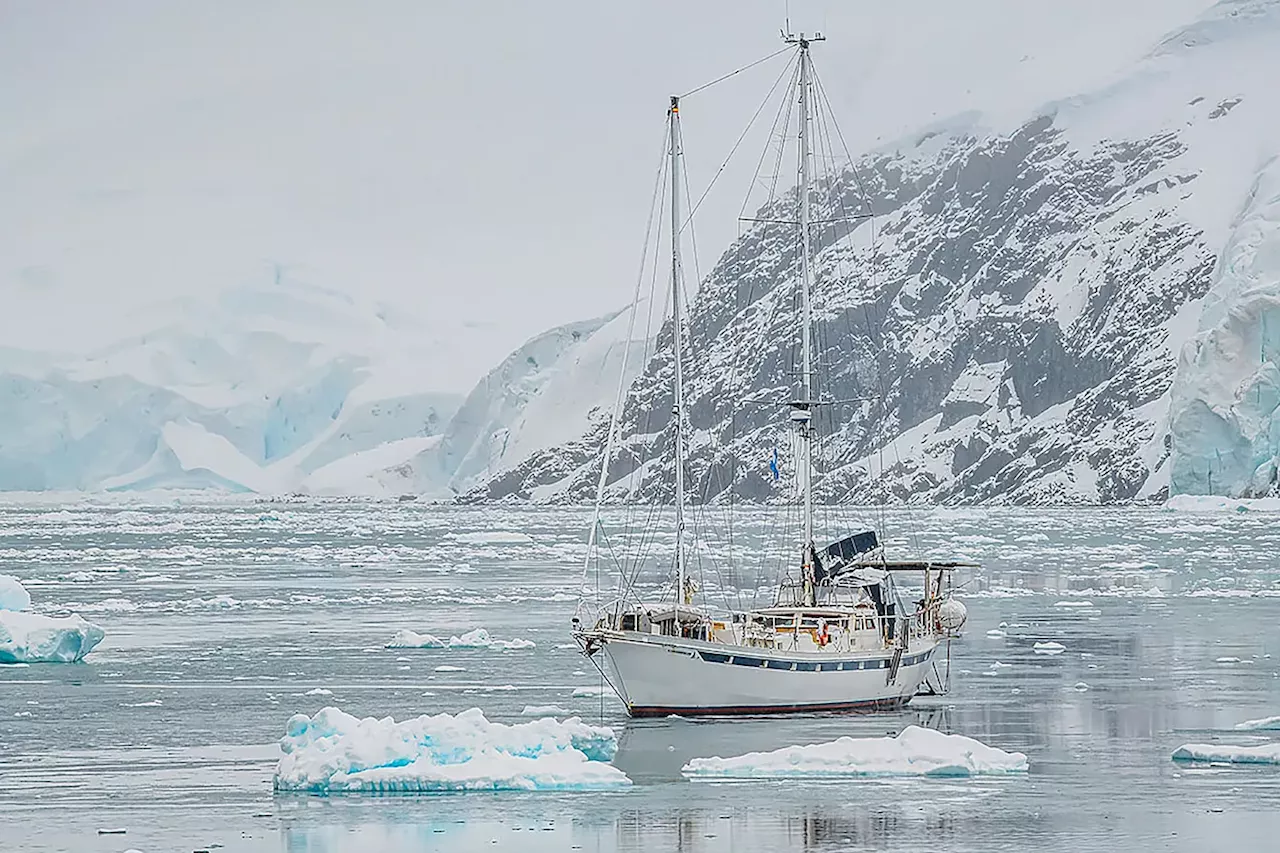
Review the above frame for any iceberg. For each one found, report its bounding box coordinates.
[386,627,534,651]
[1172,742,1280,765]
[1033,641,1067,655]
[0,610,105,663]
[0,576,104,663]
[0,575,32,612]
[273,706,630,793]
[1235,715,1280,731]
[681,726,1029,779]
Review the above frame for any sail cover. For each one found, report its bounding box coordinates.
[812,531,879,583]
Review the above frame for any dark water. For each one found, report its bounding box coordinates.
[1,500,1278,852]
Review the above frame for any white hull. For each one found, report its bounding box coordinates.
[592,632,940,717]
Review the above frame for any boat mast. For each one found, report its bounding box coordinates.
[788,32,822,606]
[668,95,688,618]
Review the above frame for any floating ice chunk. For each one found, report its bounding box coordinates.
[386,628,535,651]
[1235,715,1280,731]
[1172,742,1280,765]
[434,665,465,672]
[1033,642,1066,655]
[1053,601,1095,608]
[0,610,105,663]
[1073,682,1091,692]
[1216,656,1243,664]
[0,575,32,612]
[387,630,446,649]
[273,706,629,793]
[522,705,572,717]
[452,531,534,545]
[986,629,1007,638]
[305,688,333,696]
[682,726,1029,779]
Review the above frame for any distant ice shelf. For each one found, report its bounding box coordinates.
[272,706,630,793]
[681,726,1029,779]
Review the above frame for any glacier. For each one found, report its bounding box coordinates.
[272,706,630,793]
[0,576,105,664]
[681,726,1029,779]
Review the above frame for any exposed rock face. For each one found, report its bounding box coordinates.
[466,1,1280,505]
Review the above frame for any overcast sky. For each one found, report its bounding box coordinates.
[0,0,1216,388]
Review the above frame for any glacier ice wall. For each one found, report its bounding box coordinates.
[1170,157,1280,497]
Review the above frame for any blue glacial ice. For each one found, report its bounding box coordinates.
[0,576,105,663]
[0,574,32,612]
[682,725,1029,779]
[1235,715,1280,731]
[1171,158,1280,497]
[273,706,630,793]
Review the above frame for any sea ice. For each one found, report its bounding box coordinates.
[273,706,630,792]
[522,705,572,716]
[1033,642,1067,655]
[0,577,105,663]
[1172,742,1280,765]
[1234,715,1280,731]
[682,726,1029,779]
[452,531,534,545]
[0,575,32,612]
[387,627,534,651]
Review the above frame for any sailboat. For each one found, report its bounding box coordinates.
[572,32,972,717]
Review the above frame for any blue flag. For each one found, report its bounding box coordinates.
[769,447,780,481]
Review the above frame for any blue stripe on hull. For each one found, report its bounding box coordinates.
[628,696,913,718]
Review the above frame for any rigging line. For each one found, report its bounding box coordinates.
[680,45,792,100]
[813,69,916,552]
[582,119,672,615]
[681,51,798,234]
[739,55,802,221]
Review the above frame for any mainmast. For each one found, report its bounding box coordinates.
[668,95,688,619]
[787,32,823,606]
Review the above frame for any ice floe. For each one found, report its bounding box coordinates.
[682,726,1029,779]
[273,706,630,792]
[1172,742,1280,765]
[451,531,534,545]
[1234,715,1280,731]
[386,627,534,651]
[0,576,104,663]
[1033,642,1067,655]
[434,665,465,673]
[522,705,572,716]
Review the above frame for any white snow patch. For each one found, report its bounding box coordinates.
[682,726,1029,779]
[272,706,629,792]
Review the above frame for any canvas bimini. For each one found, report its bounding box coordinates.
[571,32,972,717]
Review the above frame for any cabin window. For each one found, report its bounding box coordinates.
[620,614,638,631]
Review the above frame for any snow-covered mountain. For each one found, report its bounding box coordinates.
[464,0,1280,504]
